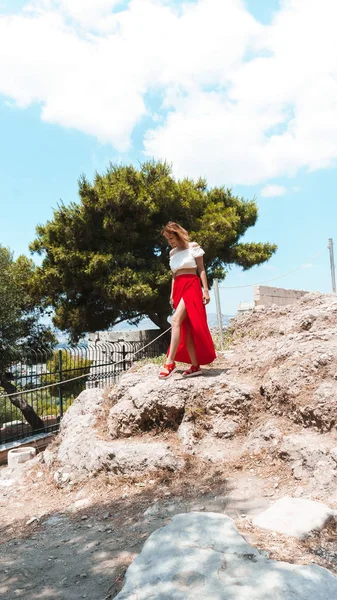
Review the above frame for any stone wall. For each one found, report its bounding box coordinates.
[254,285,309,307]
[238,301,254,313]
[88,329,160,344]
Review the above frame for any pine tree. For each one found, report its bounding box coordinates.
[30,161,277,341]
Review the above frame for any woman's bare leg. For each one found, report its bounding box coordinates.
[186,326,198,366]
[166,299,187,364]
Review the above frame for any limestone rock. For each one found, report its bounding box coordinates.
[66,498,91,513]
[114,512,337,599]
[245,419,282,453]
[61,388,105,427]
[44,292,337,489]
[278,433,337,489]
[42,446,56,468]
[50,388,183,476]
[307,381,337,431]
[231,293,337,432]
[253,496,337,539]
[177,414,240,448]
[107,366,254,439]
[331,447,337,463]
[108,368,187,438]
[177,418,196,448]
[250,420,282,442]
[211,417,240,439]
[58,432,182,476]
[206,381,253,416]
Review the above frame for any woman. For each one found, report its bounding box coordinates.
[159,222,216,379]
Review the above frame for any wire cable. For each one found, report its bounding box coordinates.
[218,248,325,289]
[1,326,172,398]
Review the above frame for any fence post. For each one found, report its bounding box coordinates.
[328,238,336,293]
[122,345,127,371]
[214,279,224,350]
[58,349,63,418]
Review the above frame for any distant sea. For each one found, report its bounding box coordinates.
[55,313,232,347]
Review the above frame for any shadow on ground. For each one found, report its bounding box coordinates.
[1,471,236,600]
[1,464,336,600]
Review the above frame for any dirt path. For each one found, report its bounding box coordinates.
[1,452,336,600]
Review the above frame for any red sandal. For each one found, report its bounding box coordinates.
[159,362,176,379]
[183,365,202,378]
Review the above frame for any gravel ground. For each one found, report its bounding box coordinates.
[1,451,336,600]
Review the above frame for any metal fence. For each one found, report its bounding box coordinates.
[0,339,166,445]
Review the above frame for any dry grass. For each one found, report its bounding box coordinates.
[237,517,337,575]
[1,443,336,600]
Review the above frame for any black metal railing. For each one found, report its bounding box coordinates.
[0,339,166,445]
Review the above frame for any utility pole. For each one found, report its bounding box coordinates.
[328,238,336,293]
[213,279,224,350]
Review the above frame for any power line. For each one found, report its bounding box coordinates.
[218,248,325,290]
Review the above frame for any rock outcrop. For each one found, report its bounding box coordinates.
[252,496,337,539]
[46,388,183,477]
[108,365,253,442]
[114,512,337,599]
[46,292,337,499]
[233,292,337,432]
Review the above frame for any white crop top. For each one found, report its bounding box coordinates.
[169,242,205,273]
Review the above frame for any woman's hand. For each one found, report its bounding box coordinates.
[203,290,210,305]
[169,297,174,309]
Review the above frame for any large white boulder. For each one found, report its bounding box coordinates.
[253,496,337,540]
[114,512,337,599]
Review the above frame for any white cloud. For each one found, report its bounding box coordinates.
[1,0,337,183]
[27,1,122,28]
[144,0,337,184]
[260,184,287,197]
[56,0,121,23]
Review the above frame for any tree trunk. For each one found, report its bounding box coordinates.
[0,373,46,432]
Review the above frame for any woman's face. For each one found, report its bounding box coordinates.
[164,232,178,247]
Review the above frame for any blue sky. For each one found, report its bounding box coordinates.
[1,0,337,318]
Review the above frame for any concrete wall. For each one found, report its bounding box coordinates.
[238,302,254,313]
[0,415,59,445]
[254,285,308,307]
[88,329,160,344]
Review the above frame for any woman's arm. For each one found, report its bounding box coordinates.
[170,275,175,307]
[196,256,210,305]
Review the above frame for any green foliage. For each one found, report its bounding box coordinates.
[41,350,92,398]
[0,245,57,431]
[0,396,21,426]
[0,389,74,428]
[135,354,167,367]
[30,161,277,341]
[0,246,56,371]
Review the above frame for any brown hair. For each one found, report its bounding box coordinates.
[161,222,190,249]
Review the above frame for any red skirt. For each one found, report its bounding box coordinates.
[169,274,216,365]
